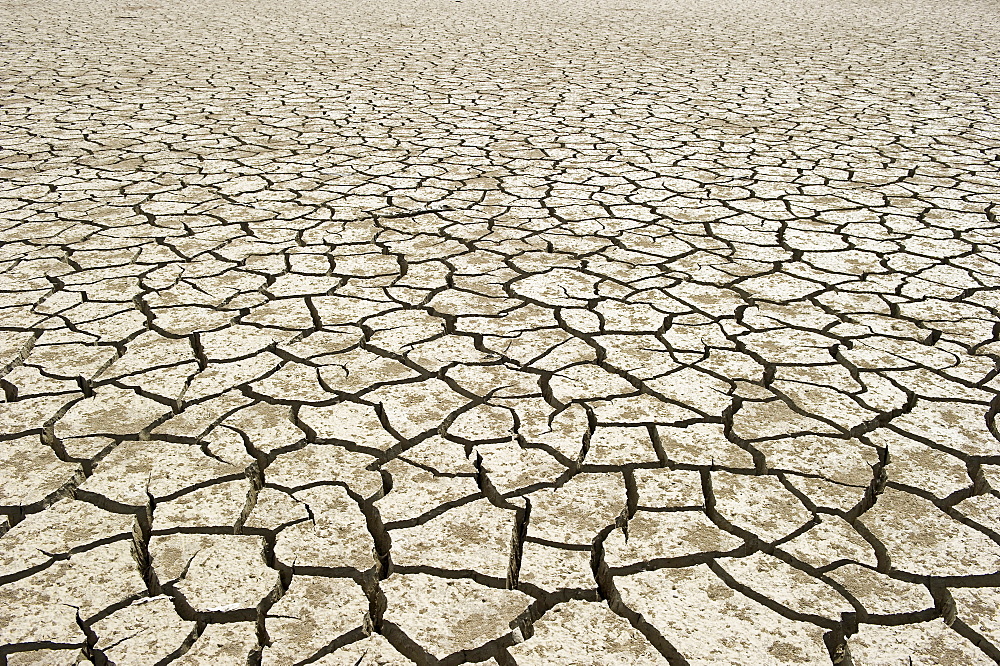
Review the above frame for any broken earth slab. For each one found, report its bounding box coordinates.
[5,649,90,666]
[243,487,311,530]
[149,533,281,615]
[93,596,197,666]
[824,563,934,617]
[710,471,813,543]
[0,497,135,579]
[847,618,993,665]
[265,443,382,498]
[616,564,830,665]
[375,457,482,525]
[0,434,83,510]
[274,485,376,571]
[388,497,516,579]
[472,440,567,496]
[632,467,703,508]
[152,479,250,530]
[654,422,755,468]
[78,439,247,509]
[299,400,401,451]
[381,572,531,660]
[261,575,369,665]
[952,586,1000,653]
[0,539,145,646]
[775,515,878,570]
[172,622,259,665]
[309,633,411,665]
[714,552,854,622]
[859,488,1000,576]
[53,386,172,439]
[527,472,626,546]
[604,510,743,568]
[509,600,668,665]
[517,540,596,591]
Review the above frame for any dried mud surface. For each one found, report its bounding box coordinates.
[1,0,1000,664]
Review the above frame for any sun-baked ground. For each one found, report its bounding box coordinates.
[1,0,999,663]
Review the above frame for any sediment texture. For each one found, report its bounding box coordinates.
[1,0,999,663]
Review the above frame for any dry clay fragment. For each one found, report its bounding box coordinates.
[518,540,595,591]
[262,575,369,666]
[79,439,245,507]
[474,439,567,495]
[527,472,627,545]
[311,634,409,665]
[824,564,932,616]
[173,622,259,665]
[54,386,172,439]
[711,471,812,543]
[300,400,400,451]
[604,510,743,568]
[848,618,993,666]
[93,596,196,666]
[716,552,853,622]
[152,479,250,530]
[375,458,481,525]
[777,515,877,569]
[952,586,1000,653]
[617,564,829,665]
[5,649,90,666]
[150,534,280,614]
[382,573,531,660]
[0,434,83,509]
[275,485,376,571]
[509,600,668,665]
[266,443,381,497]
[0,539,145,648]
[389,497,516,579]
[860,489,1000,576]
[0,498,134,578]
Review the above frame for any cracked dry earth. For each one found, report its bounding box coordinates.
[2,0,1000,665]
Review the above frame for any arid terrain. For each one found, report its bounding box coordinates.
[1,0,999,663]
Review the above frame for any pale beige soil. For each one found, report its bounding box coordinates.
[1,0,999,663]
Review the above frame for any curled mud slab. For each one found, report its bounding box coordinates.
[1,0,1000,663]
